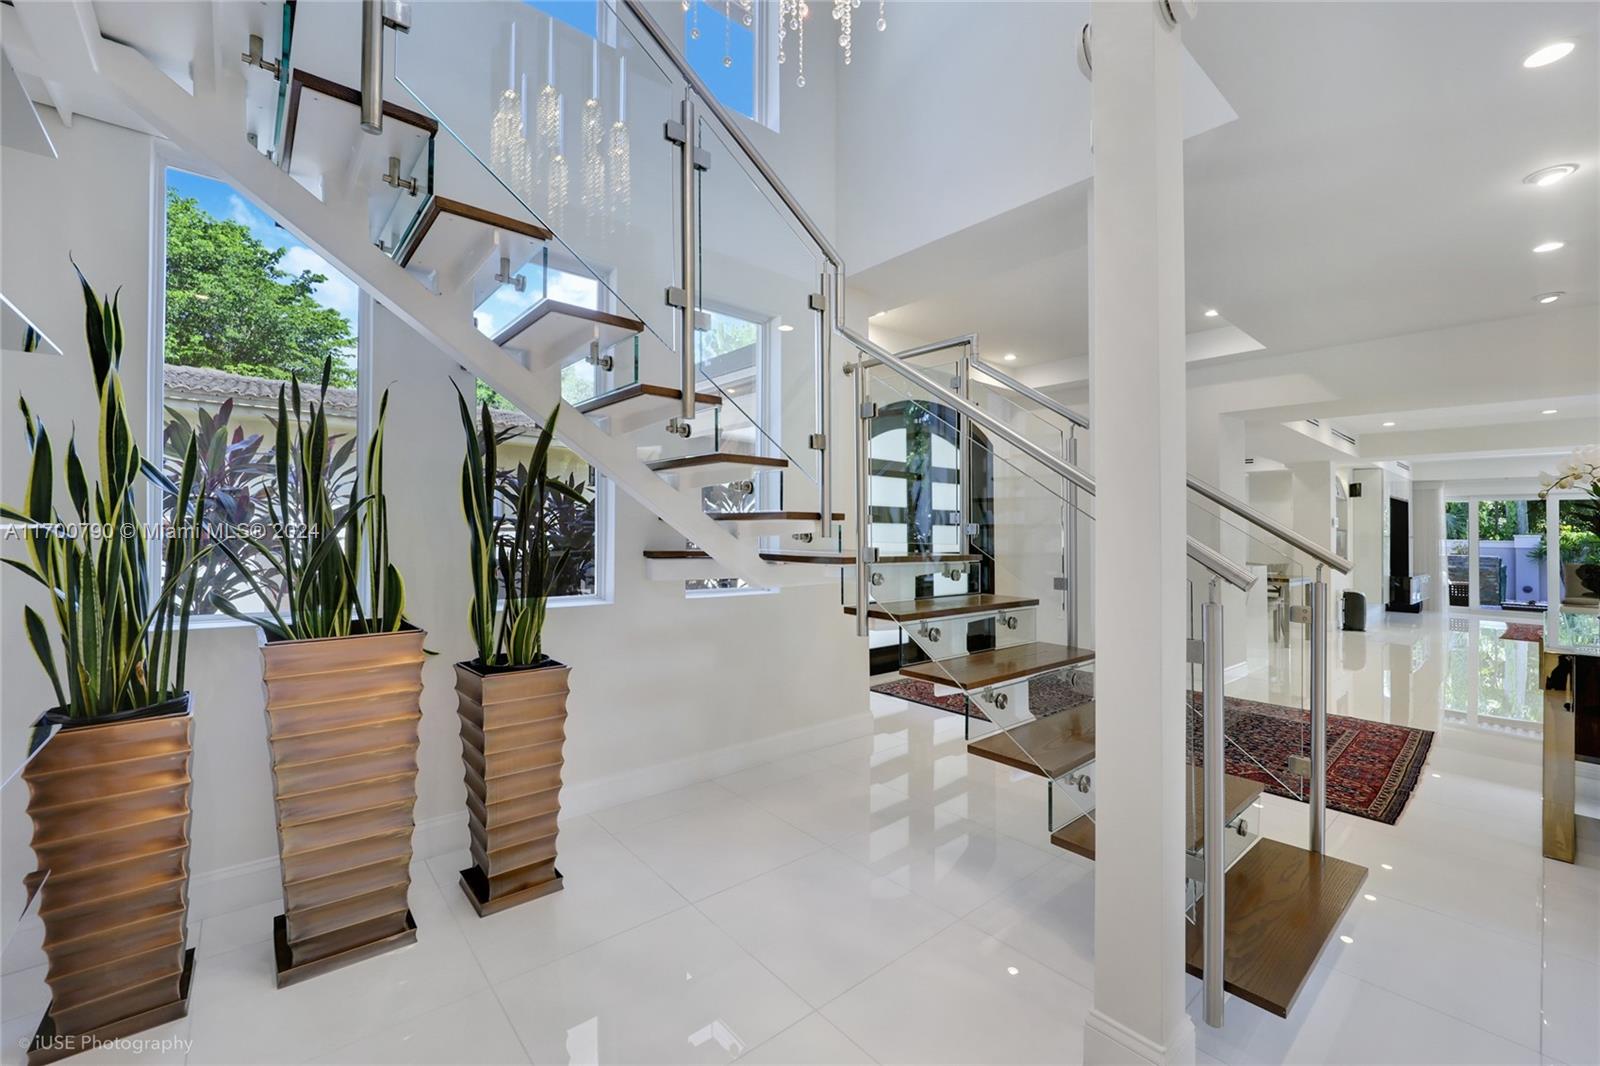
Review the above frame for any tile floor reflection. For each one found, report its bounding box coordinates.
[0,613,1593,1064]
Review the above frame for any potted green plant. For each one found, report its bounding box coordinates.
[451,389,588,916]
[211,357,423,985]
[3,268,210,1064]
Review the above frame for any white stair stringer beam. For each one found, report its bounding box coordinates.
[95,40,795,589]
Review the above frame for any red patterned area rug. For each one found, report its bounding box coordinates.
[1191,695,1434,825]
[874,678,1432,824]
[1500,623,1544,644]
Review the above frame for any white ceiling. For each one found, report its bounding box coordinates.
[855,1,1599,458]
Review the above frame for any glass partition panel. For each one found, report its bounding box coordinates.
[695,113,824,496]
[394,0,680,350]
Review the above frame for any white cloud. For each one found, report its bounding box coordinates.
[227,193,257,228]
[279,245,361,328]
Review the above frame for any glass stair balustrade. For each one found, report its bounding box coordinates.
[855,363,1097,832]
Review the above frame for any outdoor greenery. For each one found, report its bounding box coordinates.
[2,268,211,718]
[164,191,356,386]
[457,390,591,667]
[211,357,406,639]
[161,399,359,614]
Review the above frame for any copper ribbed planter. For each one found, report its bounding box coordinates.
[23,697,195,1066]
[454,659,568,916]
[260,626,425,986]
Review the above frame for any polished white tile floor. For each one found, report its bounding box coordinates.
[2,613,1595,1065]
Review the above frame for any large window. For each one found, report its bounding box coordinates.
[1444,497,1549,611]
[685,0,772,127]
[160,167,361,617]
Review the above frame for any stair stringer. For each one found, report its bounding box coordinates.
[95,38,811,590]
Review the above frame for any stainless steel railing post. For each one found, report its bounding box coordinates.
[677,94,698,422]
[852,357,870,638]
[1067,428,1079,649]
[1309,565,1329,853]
[1202,578,1227,1027]
[815,269,833,537]
[359,0,384,133]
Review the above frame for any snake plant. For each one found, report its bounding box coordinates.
[455,387,588,667]
[2,266,211,719]
[210,356,407,640]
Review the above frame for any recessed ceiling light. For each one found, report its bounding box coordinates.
[1382,421,1396,428]
[1203,309,1219,318]
[1363,894,1377,902]
[777,323,795,332]
[1523,41,1575,68]
[1339,935,1354,945]
[1003,352,1017,362]
[1536,291,1564,304]
[1533,240,1566,254]
[1542,409,1559,415]
[1524,164,1579,186]
[1006,966,1020,976]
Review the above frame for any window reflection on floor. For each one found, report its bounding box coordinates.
[1442,616,1543,734]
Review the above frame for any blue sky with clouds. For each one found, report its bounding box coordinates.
[167,168,362,329]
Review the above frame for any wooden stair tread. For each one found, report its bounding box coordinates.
[873,553,981,564]
[281,70,438,173]
[1184,838,1368,1018]
[490,299,644,351]
[967,711,1096,780]
[901,642,1095,689]
[845,593,1041,622]
[711,511,845,522]
[1050,772,1264,859]
[577,382,722,416]
[647,452,789,473]
[643,549,854,565]
[394,196,553,269]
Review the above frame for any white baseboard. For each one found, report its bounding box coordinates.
[1576,759,1600,820]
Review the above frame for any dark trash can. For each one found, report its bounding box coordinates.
[1342,590,1367,631]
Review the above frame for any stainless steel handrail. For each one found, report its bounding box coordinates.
[856,334,977,368]
[1188,538,1257,592]
[618,0,843,269]
[841,325,1096,495]
[1186,476,1353,574]
[968,356,1090,429]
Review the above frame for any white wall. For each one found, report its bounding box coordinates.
[2,92,866,955]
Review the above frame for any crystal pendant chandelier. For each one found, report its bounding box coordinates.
[490,23,533,201]
[607,55,632,234]
[778,0,885,86]
[580,39,607,233]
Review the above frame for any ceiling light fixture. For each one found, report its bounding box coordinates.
[1203,308,1219,318]
[1523,41,1575,68]
[1543,409,1559,415]
[1536,292,1564,304]
[1382,421,1396,428]
[1524,164,1579,186]
[778,323,795,332]
[1003,353,1017,362]
[1533,240,1566,254]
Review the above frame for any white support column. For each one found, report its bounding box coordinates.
[1083,1,1196,1062]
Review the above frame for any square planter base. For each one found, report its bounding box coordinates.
[27,948,195,1066]
[271,911,417,988]
[458,865,564,917]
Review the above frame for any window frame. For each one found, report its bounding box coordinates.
[150,150,372,629]
[683,0,778,131]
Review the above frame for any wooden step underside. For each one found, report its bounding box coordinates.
[577,383,722,434]
[1049,772,1265,858]
[490,300,643,367]
[845,593,1041,623]
[1185,838,1368,1018]
[394,196,553,270]
[966,710,1096,781]
[901,642,1095,690]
